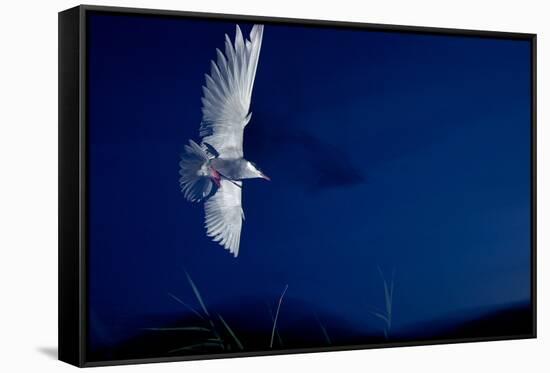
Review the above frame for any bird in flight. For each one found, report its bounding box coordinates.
[179,24,269,257]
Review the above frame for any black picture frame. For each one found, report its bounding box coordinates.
[59,4,537,368]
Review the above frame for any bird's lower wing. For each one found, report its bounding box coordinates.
[204,179,244,256]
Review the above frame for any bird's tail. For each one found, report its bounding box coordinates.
[179,140,215,202]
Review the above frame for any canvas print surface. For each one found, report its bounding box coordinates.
[86,11,533,362]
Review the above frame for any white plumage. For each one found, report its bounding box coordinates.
[200,24,263,158]
[204,179,244,256]
[179,24,268,257]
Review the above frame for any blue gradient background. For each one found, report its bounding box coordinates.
[87,13,532,352]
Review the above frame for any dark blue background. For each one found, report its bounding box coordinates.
[87,13,532,350]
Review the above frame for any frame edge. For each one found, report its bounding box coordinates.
[78,3,536,39]
[58,5,85,368]
[530,33,537,338]
[61,4,537,367]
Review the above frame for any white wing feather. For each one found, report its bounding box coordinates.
[204,179,244,256]
[199,24,263,256]
[199,24,264,159]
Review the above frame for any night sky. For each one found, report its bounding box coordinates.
[86,12,532,355]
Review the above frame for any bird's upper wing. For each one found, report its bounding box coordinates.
[199,24,264,159]
[204,179,244,256]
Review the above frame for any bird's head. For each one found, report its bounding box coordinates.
[245,161,270,181]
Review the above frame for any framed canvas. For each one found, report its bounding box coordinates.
[59,5,537,367]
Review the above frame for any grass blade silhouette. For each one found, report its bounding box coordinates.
[370,267,395,340]
[168,292,205,321]
[270,284,288,348]
[169,342,223,353]
[185,271,210,317]
[314,313,332,345]
[183,271,223,347]
[266,302,283,346]
[218,314,244,350]
[145,326,210,332]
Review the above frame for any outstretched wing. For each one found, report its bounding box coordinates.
[204,179,244,256]
[199,24,264,159]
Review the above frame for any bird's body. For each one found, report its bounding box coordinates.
[211,158,269,181]
[179,24,267,257]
